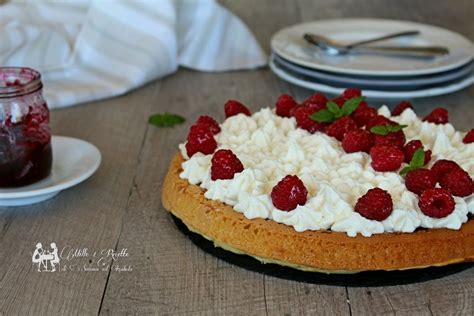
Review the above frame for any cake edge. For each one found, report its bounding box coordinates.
[162,153,474,273]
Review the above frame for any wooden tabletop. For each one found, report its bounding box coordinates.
[1,0,473,314]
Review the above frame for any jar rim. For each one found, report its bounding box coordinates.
[0,67,42,99]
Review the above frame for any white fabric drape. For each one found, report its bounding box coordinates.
[0,0,267,108]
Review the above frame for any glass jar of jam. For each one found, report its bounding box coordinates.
[0,68,52,187]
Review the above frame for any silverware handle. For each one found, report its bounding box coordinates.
[352,45,449,57]
[347,30,420,48]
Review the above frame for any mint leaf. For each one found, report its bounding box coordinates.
[341,96,364,116]
[309,109,335,123]
[399,166,414,176]
[326,101,341,116]
[148,113,185,127]
[371,123,407,135]
[310,96,364,123]
[410,148,425,168]
[399,148,425,176]
[388,124,408,133]
[310,96,365,123]
[370,125,389,135]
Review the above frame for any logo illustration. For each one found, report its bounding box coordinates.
[32,242,60,272]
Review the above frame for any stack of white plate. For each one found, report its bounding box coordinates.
[270,19,474,99]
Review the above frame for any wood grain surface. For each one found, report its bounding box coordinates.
[0,0,473,315]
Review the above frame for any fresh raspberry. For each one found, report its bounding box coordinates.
[303,102,327,113]
[439,169,473,197]
[302,92,328,109]
[403,140,431,164]
[365,115,397,130]
[342,88,362,99]
[463,129,474,144]
[418,188,455,218]
[422,150,432,165]
[405,169,436,195]
[301,92,328,115]
[430,159,463,182]
[210,149,244,180]
[342,129,374,153]
[373,130,406,149]
[357,100,369,108]
[289,105,303,117]
[275,94,298,117]
[196,115,221,135]
[333,93,366,108]
[332,96,346,107]
[391,101,413,116]
[271,175,308,211]
[185,124,217,157]
[325,116,358,141]
[224,100,251,118]
[423,107,448,124]
[352,105,377,127]
[293,106,326,133]
[355,188,393,221]
[370,145,404,172]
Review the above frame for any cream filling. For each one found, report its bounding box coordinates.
[180,107,474,237]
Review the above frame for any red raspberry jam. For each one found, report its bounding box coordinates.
[0,68,52,187]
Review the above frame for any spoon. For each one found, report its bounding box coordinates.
[326,30,420,49]
[303,32,449,57]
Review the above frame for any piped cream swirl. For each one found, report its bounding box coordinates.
[180,107,473,237]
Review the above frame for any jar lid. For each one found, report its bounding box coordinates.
[0,67,42,99]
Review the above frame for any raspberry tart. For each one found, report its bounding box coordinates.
[162,90,474,273]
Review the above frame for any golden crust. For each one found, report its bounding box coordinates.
[162,153,474,273]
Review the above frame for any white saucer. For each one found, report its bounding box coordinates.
[269,56,474,99]
[0,136,101,206]
[271,18,474,76]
